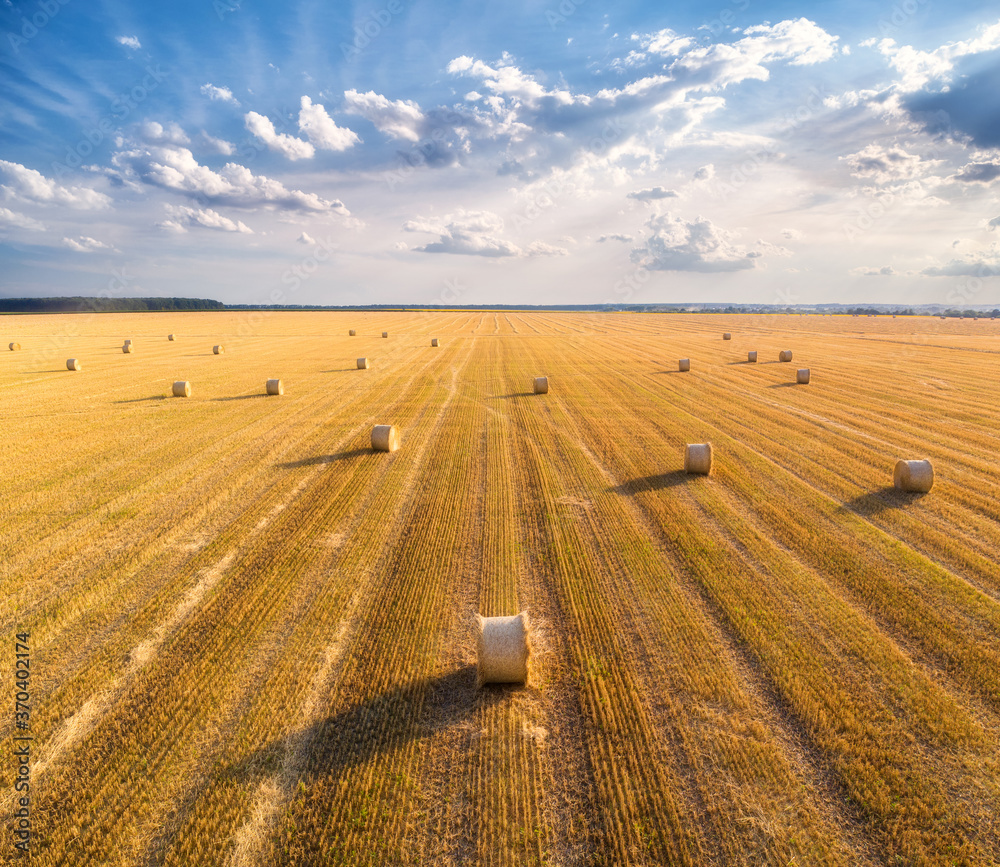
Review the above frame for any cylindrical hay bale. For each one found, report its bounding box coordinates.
[778,349,793,362]
[431,338,439,347]
[168,334,175,341]
[122,344,132,353]
[66,358,81,371]
[747,351,757,362]
[124,339,132,345]
[349,329,356,336]
[533,376,548,394]
[357,357,369,369]
[266,379,283,396]
[796,368,810,384]
[213,345,225,355]
[684,443,712,475]
[382,331,388,338]
[9,342,20,351]
[723,332,732,340]
[172,381,191,398]
[476,612,530,686]
[894,459,933,493]
[678,358,690,372]
[371,424,400,452]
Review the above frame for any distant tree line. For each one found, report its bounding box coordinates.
[0,297,225,313]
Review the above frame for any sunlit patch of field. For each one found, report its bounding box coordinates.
[2,310,1000,866]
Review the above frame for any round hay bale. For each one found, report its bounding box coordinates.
[684,443,712,475]
[371,424,400,452]
[747,351,757,362]
[357,357,369,369]
[678,358,690,372]
[9,342,20,351]
[172,381,191,398]
[778,350,793,362]
[476,612,530,687]
[122,344,133,354]
[723,332,732,340]
[894,459,933,493]
[124,338,132,345]
[533,376,548,394]
[66,358,81,371]
[168,334,175,341]
[431,338,439,347]
[266,379,283,396]
[349,329,356,336]
[213,345,225,355]
[796,368,810,384]
[382,331,388,338]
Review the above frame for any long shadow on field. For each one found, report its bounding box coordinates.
[767,382,798,388]
[212,394,267,401]
[490,391,537,399]
[279,448,371,468]
[610,470,689,494]
[842,486,928,517]
[114,395,168,403]
[218,663,510,794]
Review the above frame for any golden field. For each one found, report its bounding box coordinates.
[2,310,1000,866]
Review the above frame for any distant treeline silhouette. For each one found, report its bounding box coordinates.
[0,297,225,313]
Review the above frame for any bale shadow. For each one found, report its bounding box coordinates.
[320,368,363,373]
[727,360,757,365]
[842,486,928,517]
[611,470,690,494]
[279,447,371,469]
[212,394,267,402]
[114,395,168,403]
[767,382,798,388]
[489,392,537,399]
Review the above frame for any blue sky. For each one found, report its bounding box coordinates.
[2,0,1000,306]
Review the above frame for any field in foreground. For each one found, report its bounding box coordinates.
[2,310,1000,866]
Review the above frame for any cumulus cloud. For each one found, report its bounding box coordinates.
[157,204,252,234]
[244,112,315,160]
[952,161,1000,184]
[62,236,116,253]
[403,209,562,257]
[851,265,896,276]
[111,144,348,213]
[201,83,240,105]
[0,160,111,209]
[598,233,634,242]
[198,131,235,155]
[841,144,931,182]
[873,22,1000,92]
[343,89,426,142]
[0,207,45,230]
[781,228,803,240]
[921,246,1000,277]
[138,120,190,145]
[627,186,678,201]
[631,212,787,272]
[297,232,315,244]
[988,216,1000,230]
[693,164,715,180]
[298,96,360,151]
[116,35,141,50]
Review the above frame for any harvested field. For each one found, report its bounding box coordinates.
[2,310,1000,866]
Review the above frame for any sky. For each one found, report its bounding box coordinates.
[2,0,1000,307]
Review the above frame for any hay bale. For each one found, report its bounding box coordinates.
[684,443,712,475]
[266,379,283,396]
[747,351,757,362]
[382,331,388,338]
[172,381,191,398]
[122,344,133,354]
[124,339,132,346]
[357,357,369,369]
[678,358,690,372]
[533,376,548,394]
[66,358,81,371]
[168,334,175,341]
[894,459,933,493]
[371,424,400,452]
[797,368,810,384]
[476,612,530,686]
[431,338,439,347]
[213,345,225,355]
[349,329,356,336]
[778,350,793,362]
[9,342,20,351]
[723,332,732,340]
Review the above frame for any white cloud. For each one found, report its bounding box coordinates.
[111,144,347,213]
[446,56,574,110]
[631,212,787,272]
[952,162,1000,184]
[244,112,315,160]
[200,83,240,105]
[841,144,931,183]
[403,209,561,257]
[597,233,633,242]
[198,131,235,155]
[874,22,1000,91]
[116,35,141,50]
[525,240,569,256]
[298,96,360,151]
[343,89,427,142]
[297,232,315,244]
[781,228,803,240]
[627,185,678,201]
[62,236,116,253]
[0,207,45,230]
[693,164,715,180]
[157,204,252,234]
[0,160,111,209]
[851,265,896,276]
[139,120,190,145]
[921,246,1000,277]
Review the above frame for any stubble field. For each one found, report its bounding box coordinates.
[2,310,1000,866]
